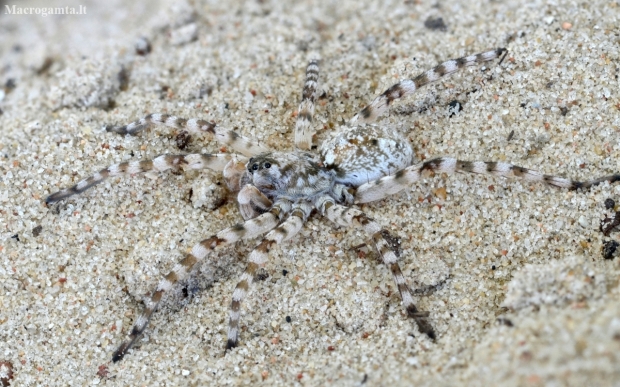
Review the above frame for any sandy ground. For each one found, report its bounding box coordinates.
[1,0,619,385]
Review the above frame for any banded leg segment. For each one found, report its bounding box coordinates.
[350,48,507,124]
[355,157,620,204]
[46,153,236,203]
[373,230,435,338]
[227,202,312,349]
[106,113,270,156]
[112,200,292,362]
[295,60,320,150]
[314,196,435,339]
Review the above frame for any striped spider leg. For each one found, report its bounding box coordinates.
[45,153,238,204]
[106,113,279,218]
[350,48,508,124]
[353,158,620,204]
[45,149,292,362]
[342,159,620,336]
[332,155,620,341]
[45,112,273,204]
[294,60,320,150]
[113,199,293,361]
[226,202,313,349]
[314,195,436,339]
[46,119,278,362]
[106,114,269,157]
[321,47,619,340]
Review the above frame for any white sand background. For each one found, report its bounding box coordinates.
[1,0,619,385]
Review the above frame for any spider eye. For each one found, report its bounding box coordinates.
[264,162,271,169]
[252,163,259,171]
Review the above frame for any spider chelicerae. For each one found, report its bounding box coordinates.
[45,48,620,362]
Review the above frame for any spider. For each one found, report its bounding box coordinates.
[45,48,620,363]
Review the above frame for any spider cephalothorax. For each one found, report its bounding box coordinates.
[45,47,620,363]
[243,151,337,201]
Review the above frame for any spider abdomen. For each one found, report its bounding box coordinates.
[320,125,414,187]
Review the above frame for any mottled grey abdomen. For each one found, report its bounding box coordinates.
[320,125,414,187]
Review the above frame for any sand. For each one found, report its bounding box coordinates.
[1,0,619,385]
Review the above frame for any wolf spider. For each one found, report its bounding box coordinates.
[46,48,620,362]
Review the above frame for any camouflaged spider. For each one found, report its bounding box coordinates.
[46,47,620,362]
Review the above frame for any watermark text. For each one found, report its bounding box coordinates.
[4,5,87,17]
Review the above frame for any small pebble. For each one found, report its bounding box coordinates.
[170,23,198,45]
[602,240,618,260]
[604,198,615,210]
[135,37,151,55]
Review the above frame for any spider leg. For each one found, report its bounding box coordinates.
[237,184,273,220]
[112,199,293,362]
[350,48,507,124]
[106,113,270,156]
[314,196,435,339]
[295,60,319,150]
[46,153,238,203]
[354,157,620,204]
[226,202,312,349]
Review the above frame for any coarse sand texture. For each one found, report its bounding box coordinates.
[0,0,619,385]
